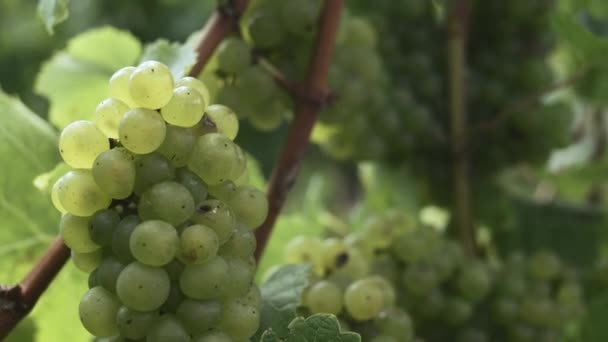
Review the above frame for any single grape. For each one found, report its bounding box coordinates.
[157,125,196,167]
[96,256,126,293]
[344,278,385,321]
[527,250,561,281]
[402,262,440,297]
[178,224,219,264]
[92,148,136,199]
[93,98,129,139]
[130,220,179,266]
[176,299,222,335]
[363,276,395,308]
[280,0,319,36]
[248,100,286,131]
[72,249,103,273]
[161,86,206,127]
[321,238,348,270]
[216,37,251,74]
[59,120,109,169]
[207,180,237,202]
[223,256,254,297]
[109,66,138,107]
[60,214,99,253]
[375,307,414,341]
[238,66,277,105]
[138,181,195,226]
[246,9,284,48]
[492,296,519,323]
[219,224,256,259]
[200,104,239,140]
[129,60,174,109]
[118,108,167,154]
[191,199,236,244]
[194,331,232,342]
[456,260,491,302]
[218,298,260,341]
[240,284,262,307]
[175,76,210,106]
[180,256,229,299]
[116,262,171,311]
[89,208,120,246]
[188,133,246,185]
[116,306,158,339]
[284,236,324,274]
[111,215,141,263]
[443,296,473,326]
[305,280,343,314]
[228,185,268,229]
[51,180,67,213]
[176,167,208,205]
[133,153,176,196]
[147,314,190,342]
[78,286,120,337]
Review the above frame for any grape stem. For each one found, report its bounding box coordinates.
[448,0,477,256]
[254,0,344,261]
[0,1,251,338]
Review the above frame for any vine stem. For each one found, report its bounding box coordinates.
[448,0,476,256]
[0,1,250,338]
[254,0,343,261]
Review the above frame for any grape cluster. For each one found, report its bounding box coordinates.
[283,212,585,342]
[52,60,268,341]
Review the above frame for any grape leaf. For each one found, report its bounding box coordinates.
[552,14,608,66]
[582,292,608,342]
[259,314,360,342]
[35,26,141,129]
[140,39,198,79]
[255,264,310,340]
[37,0,69,34]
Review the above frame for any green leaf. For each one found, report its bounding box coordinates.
[260,314,361,342]
[37,0,69,34]
[255,264,311,340]
[140,39,198,79]
[35,26,141,129]
[582,292,608,341]
[553,14,608,66]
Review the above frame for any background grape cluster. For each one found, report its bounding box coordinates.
[52,60,268,341]
[283,211,585,342]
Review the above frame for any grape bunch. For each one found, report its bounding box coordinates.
[283,212,585,342]
[52,60,268,341]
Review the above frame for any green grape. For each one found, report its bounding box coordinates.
[160,283,185,313]
[176,167,208,205]
[88,268,99,289]
[370,336,399,342]
[208,180,237,201]
[194,331,232,342]
[498,270,527,298]
[138,181,195,226]
[443,296,473,326]
[280,0,320,36]
[128,60,174,109]
[246,9,284,48]
[240,284,262,307]
[78,286,120,337]
[492,296,519,323]
[92,148,136,199]
[331,247,370,280]
[191,199,236,244]
[118,108,167,154]
[219,224,256,259]
[456,260,491,302]
[147,314,190,342]
[116,262,170,311]
[457,328,489,342]
[188,133,246,185]
[305,280,343,314]
[178,224,219,264]
[89,209,120,246]
[344,278,384,321]
[223,257,254,297]
[527,251,561,281]
[116,306,158,339]
[59,120,109,169]
[175,76,210,106]
[72,249,102,273]
[320,238,349,271]
[180,256,229,299]
[161,86,206,127]
[432,241,461,280]
[133,152,176,195]
[228,185,268,229]
[96,256,125,293]
[216,84,251,119]
[375,307,414,341]
[218,298,260,340]
[248,101,286,131]
[129,220,179,266]
[157,125,196,167]
[216,37,251,74]
[342,17,377,48]
[93,98,129,139]
[238,66,277,104]
[60,214,99,253]
[284,236,324,274]
[201,104,239,140]
[51,180,67,213]
[363,276,395,308]
[519,296,560,328]
[176,299,222,335]
[111,215,141,263]
[109,66,138,108]
[415,289,445,320]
